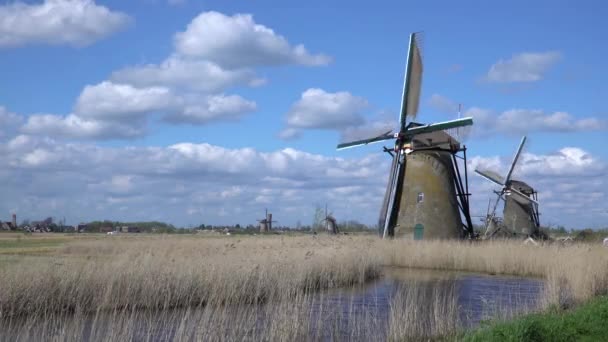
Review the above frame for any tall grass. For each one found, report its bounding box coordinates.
[0,235,607,340]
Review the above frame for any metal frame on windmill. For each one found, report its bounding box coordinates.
[336,32,476,240]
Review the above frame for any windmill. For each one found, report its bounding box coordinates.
[475,136,540,239]
[336,32,475,240]
[322,204,339,235]
[257,208,277,233]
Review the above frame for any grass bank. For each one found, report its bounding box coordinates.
[461,295,608,341]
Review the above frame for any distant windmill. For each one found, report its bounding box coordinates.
[475,136,541,239]
[257,208,277,233]
[322,204,339,235]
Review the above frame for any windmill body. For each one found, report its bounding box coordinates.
[475,136,541,239]
[337,32,475,240]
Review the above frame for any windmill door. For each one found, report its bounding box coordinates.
[414,224,424,240]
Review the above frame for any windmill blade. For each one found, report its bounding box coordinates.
[378,154,399,235]
[399,32,424,131]
[336,131,393,150]
[506,187,539,205]
[404,117,473,137]
[504,136,527,184]
[474,168,504,186]
[383,151,406,238]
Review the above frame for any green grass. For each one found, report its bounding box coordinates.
[461,296,608,342]
[0,237,69,256]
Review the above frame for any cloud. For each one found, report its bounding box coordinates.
[0,136,389,226]
[74,82,174,120]
[164,94,257,124]
[1,135,605,228]
[428,94,459,114]
[21,114,145,139]
[111,56,265,93]
[432,94,606,136]
[466,107,606,136]
[19,82,258,139]
[483,51,561,83]
[284,88,367,130]
[0,106,24,139]
[0,0,130,48]
[173,11,331,68]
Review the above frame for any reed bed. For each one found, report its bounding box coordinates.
[0,234,607,340]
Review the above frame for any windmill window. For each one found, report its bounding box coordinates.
[417,192,424,203]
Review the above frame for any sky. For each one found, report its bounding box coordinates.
[0,0,607,228]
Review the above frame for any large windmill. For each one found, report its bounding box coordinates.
[475,136,541,239]
[336,32,475,240]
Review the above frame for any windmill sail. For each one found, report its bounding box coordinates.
[399,32,424,130]
[504,136,526,184]
[337,131,393,150]
[474,169,504,186]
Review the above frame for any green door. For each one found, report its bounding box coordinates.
[414,224,424,240]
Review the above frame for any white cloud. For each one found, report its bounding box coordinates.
[22,114,145,139]
[74,82,174,120]
[19,81,258,139]
[0,106,24,139]
[0,0,130,48]
[428,94,459,114]
[1,135,604,228]
[465,107,606,136]
[165,94,257,124]
[0,136,390,226]
[111,56,265,93]
[484,51,561,83]
[173,11,331,68]
[284,88,367,130]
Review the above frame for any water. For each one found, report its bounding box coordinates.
[1,268,544,341]
[305,267,543,340]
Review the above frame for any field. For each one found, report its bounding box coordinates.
[0,232,607,340]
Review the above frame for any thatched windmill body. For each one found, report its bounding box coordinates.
[475,136,540,239]
[336,32,475,240]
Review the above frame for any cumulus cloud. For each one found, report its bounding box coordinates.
[280,88,368,138]
[431,94,606,137]
[1,135,604,228]
[74,82,174,120]
[466,107,606,136]
[173,11,331,68]
[0,0,130,48]
[111,56,265,93]
[18,79,260,140]
[21,114,145,139]
[483,51,561,83]
[0,106,24,139]
[428,94,459,114]
[165,94,257,124]
[0,136,389,226]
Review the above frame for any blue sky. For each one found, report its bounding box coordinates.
[0,0,607,228]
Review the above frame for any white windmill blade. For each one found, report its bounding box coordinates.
[504,136,527,184]
[474,168,504,186]
[399,32,424,130]
[506,187,539,205]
